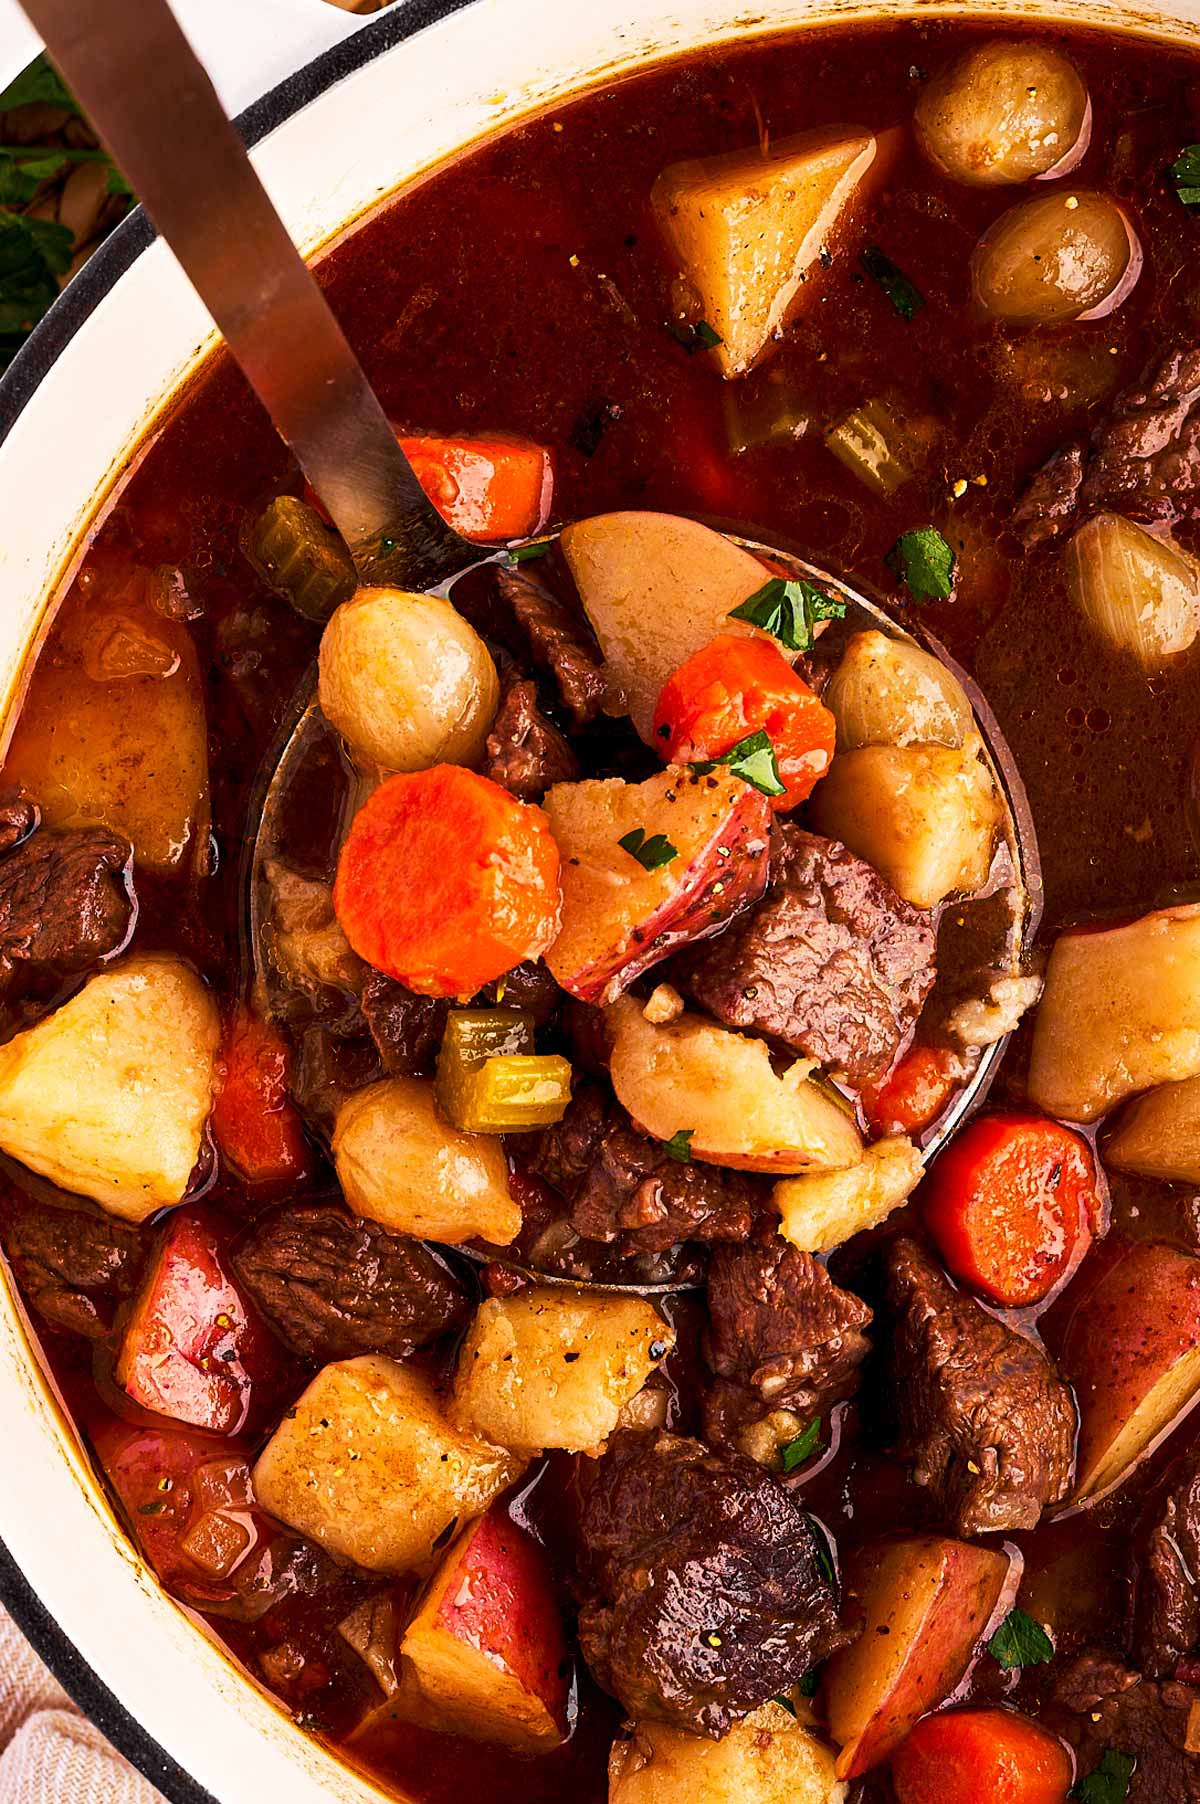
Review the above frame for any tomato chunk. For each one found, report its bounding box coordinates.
[891,1707,1073,1804]
[922,1113,1100,1307]
[211,1007,311,1189]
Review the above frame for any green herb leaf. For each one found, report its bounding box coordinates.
[0,214,73,353]
[885,527,956,602]
[105,165,134,200]
[987,1606,1054,1670]
[618,826,678,871]
[773,1694,798,1716]
[0,52,80,115]
[781,1420,824,1473]
[1171,144,1200,205]
[663,1129,694,1163]
[860,245,925,320]
[797,1668,819,1697]
[729,576,846,652]
[695,319,722,348]
[691,729,787,798]
[1071,1749,1135,1804]
[509,539,550,564]
[669,318,723,352]
[805,1514,837,1589]
[0,148,69,207]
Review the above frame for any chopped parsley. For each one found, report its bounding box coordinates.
[728,576,846,652]
[669,317,723,352]
[987,1606,1054,1670]
[508,539,551,564]
[860,245,925,320]
[1171,144,1200,205]
[663,1129,694,1163]
[773,1694,798,1716]
[885,527,956,602]
[781,1420,824,1473]
[797,1668,820,1697]
[617,826,678,871]
[805,1515,837,1589]
[1071,1749,1135,1804]
[691,729,787,798]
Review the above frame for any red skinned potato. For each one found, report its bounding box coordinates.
[1063,1238,1200,1503]
[398,1501,569,1752]
[821,1534,1011,1779]
[542,766,771,1004]
[115,1208,282,1435]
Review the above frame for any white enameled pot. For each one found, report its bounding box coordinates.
[0,0,1197,1797]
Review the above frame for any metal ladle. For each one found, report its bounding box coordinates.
[23,0,1040,1293]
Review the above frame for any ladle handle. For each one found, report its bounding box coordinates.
[18,0,474,591]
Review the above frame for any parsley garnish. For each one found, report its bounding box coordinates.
[729,576,846,652]
[669,318,724,352]
[509,540,550,564]
[1071,1749,1135,1804]
[805,1515,837,1589]
[691,729,787,798]
[781,1420,823,1473]
[663,1129,694,1163]
[860,245,925,320]
[885,527,956,602]
[987,1606,1054,1669]
[797,1668,819,1697]
[618,826,678,871]
[0,213,73,354]
[774,1694,797,1715]
[1171,144,1200,205]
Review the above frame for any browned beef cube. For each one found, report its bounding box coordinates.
[0,1190,144,1340]
[1052,1653,1200,1803]
[495,566,607,725]
[0,824,133,994]
[484,670,579,800]
[1135,1448,1200,1678]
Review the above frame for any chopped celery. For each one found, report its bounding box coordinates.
[436,1008,535,1128]
[722,382,811,456]
[446,1053,574,1133]
[824,398,919,496]
[243,495,356,621]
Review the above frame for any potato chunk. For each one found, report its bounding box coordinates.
[810,736,1002,908]
[560,512,781,740]
[333,1077,521,1245]
[4,595,209,874]
[1029,905,1200,1123]
[774,1135,924,1253]
[653,128,877,378]
[607,996,862,1174]
[0,955,219,1220]
[252,1357,522,1574]
[1106,1075,1200,1184]
[452,1288,674,1455]
[608,1702,846,1804]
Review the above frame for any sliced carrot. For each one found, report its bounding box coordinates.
[334,766,561,998]
[306,431,551,541]
[922,1112,1099,1308]
[862,1042,960,1138]
[652,632,836,810]
[891,1707,1073,1804]
[211,1008,311,1188]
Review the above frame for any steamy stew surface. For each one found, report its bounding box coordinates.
[3,17,1200,1804]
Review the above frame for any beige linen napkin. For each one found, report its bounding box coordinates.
[0,1610,165,1803]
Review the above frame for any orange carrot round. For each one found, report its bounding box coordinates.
[891,1707,1073,1804]
[334,766,561,998]
[922,1113,1099,1307]
[862,1042,961,1138]
[652,633,836,809]
[307,431,551,541]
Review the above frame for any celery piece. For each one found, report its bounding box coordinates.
[436,1009,536,1128]
[449,1053,574,1133]
[825,399,916,496]
[243,495,356,621]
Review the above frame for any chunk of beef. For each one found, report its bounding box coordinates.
[263,860,363,1032]
[886,1236,1075,1535]
[677,826,936,1087]
[290,1025,382,1128]
[233,1204,468,1363]
[1136,1448,1200,1678]
[703,1240,872,1454]
[1052,1653,1200,1803]
[495,566,606,725]
[533,1085,768,1253]
[0,796,37,856]
[360,971,448,1077]
[1015,345,1200,544]
[0,1193,143,1340]
[0,824,133,997]
[476,958,562,1028]
[484,670,579,800]
[575,1429,852,1736]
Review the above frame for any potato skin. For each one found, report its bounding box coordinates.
[253,1355,523,1574]
[333,1076,521,1245]
[452,1288,674,1454]
[608,1702,846,1804]
[318,586,499,772]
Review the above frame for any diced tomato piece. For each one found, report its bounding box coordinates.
[862,1043,960,1138]
[306,431,552,542]
[211,1007,311,1189]
[891,1707,1073,1804]
[922,1113,1100,1307]
[115,1207,282,1434]
[653,632,836,810]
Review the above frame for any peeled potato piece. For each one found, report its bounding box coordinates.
[607,995,863,1174]
[333,1076,521,1245]
[318,586,499,772]
[824,630,973,751]
[452,1288,674,1454]
[560,511,783,740]
[1106,1075,1200,1184]
[915,40,1090,186]
[810,736,1002,908]
[774,1135,924,1253]
[0,955,219,1220]
[609,1702,846,1804]
[653,127,878,377]
[970,191,1142,326]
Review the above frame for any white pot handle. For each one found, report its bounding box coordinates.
[0,0,374,118]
